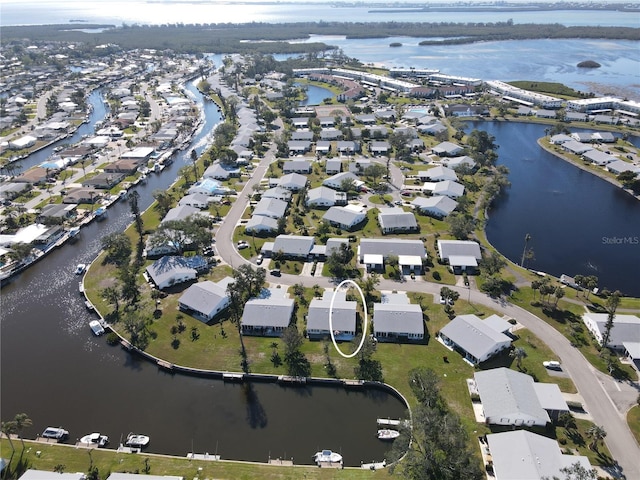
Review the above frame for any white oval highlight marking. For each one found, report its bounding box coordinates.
[329,279,368,358]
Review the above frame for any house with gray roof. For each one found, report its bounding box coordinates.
[377,207,418,234]
[188,178,231,196]
[261,186,292,201]
[291,117,309,128]
[370,141,390,156]
[322,205,367,231]
[241,288,295,336]
[290,131,313,141]
[373,292,424,342]
[582,312,640,353]
[244,215,278,235]
[146,255,207,290]
[178,276,235,323]
[38,203,76,222]
[270,234,315,259]
[306,186,347,208]
[358,238,426,263]
[316,140,332,155]
[253,197,288,219]
[307,290,357,341]
[442,155,476,170]
[412,195,458,218]
[325,159,342,174]
[486,430,592,480]
[288,140,311,154]
[437,239,482,273]
[606,159,640,175]
[323,171,364,191]
[178,193,210,209]
[355,114,376,124]
[583,149,616,166]
[337,140,360,154]
[320,128,342,141]
[277,172,308,191]
[433,180,465,198]
[418,165,458,182]
[161,205,205,224]
[203,163,239,180]
[432,141,463,157]
[283,159,312,174]
[561,140,593,155]
[369,126,389,138]
[438,314,512,365]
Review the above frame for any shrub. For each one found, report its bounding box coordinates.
[106,332,119,345]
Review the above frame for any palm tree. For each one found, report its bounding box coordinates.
[586,424,607,451]
[1,420,17,467]
[510,347,527,370]
[13,413,32,450]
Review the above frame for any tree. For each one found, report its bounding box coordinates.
[13,413,32,451]
[152,189,173,217]
[353,334,383,381]
[601,290,621,348]
[7,242,34,264]
[101,232,132,266]
[510,346,527,370]
[439,286,460,305]
[363,163,386,185]
[557,461,598,480]
[281,325,310,377]
[325,243,353,279]
[102,286,122,316]
[446,213,475,240]
[586,424,606,451]
[466,129,498,167]
[128,191,144,258]
[480,250,506,276]
[190,149,199,179]
[1,420,17,463]
[583,275,598,301]
[358,273,380,305]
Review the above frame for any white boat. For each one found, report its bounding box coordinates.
[89,320,105,336]
[68,226,81,238]
[377,429,400,440]
[80,432,109,447]
[126,433,150,448]
[42,426,69,440]
[75,264,86,275]
[313,449,342,464]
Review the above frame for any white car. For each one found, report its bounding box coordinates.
[237,241,249,250]
[543,361,561,370]
[256,254,263,264]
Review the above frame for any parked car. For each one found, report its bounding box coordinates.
[237,241,249,250]
[543,361,561,370]
[270,269,281,277]
[256,254,263,264]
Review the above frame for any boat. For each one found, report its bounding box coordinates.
[125,433,150,448]
[94,207,106,220]
[79,432,109,447]
[68,226,81,240]
[377,429,400,440]
[41,426,69,441]
[85,300,95,311]
[89,320,105,336]
[75,263,86,275]
[313,449,342,464]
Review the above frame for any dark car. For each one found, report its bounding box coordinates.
[269,269,281,277]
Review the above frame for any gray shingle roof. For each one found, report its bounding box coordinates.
[373,303,423,335]
[439,314,511,362]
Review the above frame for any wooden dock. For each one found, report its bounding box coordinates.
[316,461,343,469]
[268,458,294,466]
[222,372,244,382]
[343,379,364,387]
[277,375,307,385]
[157,360,174,371]
[377,418,406,427]
[361,460,387,470]
[186,453,220,461]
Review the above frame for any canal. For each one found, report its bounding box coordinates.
[470,121,640,297]
[0,79,407,466]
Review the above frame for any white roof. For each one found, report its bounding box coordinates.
[398,254,423,266]
[373,302,424,335]
[440,314,511,362]
[363,253,384,265]
[437,240,482,261]
[19,471,85,480]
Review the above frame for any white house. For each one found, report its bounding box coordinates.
[432,180,465,198]
[418,165,458,182]
[358,238,426,263]
[412,196,458,218]
[322,204,367,230]
[146,255,207,290]
[306,186,347,208]
[606,159,640,175]
[323,171,364,191]
[178,277,235,323]
[432,141,463,157]
[277,172,308,191]
[437,239,482,273]
[178,193,210,209]
[268,234,315,259]
[486,431,592,480]
[241,288,295,336]
[438,314,512,365]
[253,197,288,219]
[377,207,418,234]
[306,290,357,341]
[244,215,279,234]
[582,312,640,351]
[373,292,424,342]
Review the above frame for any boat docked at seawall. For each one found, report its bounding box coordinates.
[89,320,105,336]
[125,433,150,448]
[313,449,343,464]
[94,207,107,220]
[377,429,400,440]
[41,426,69,441]
[79,432,109,447]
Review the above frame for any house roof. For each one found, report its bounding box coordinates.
[583,312,640,346]
[162,205,203,224]
[278,172,308,190]
[474,368,550,424]
[19,470,86,480]
[433,180,465,197]
[373,303,423,335]
[307,294,357,333]
[272,234,315,256]
[419,165,458,181]
[146,256,203,287]
[377,207,418,230]
[241,291,295,328]
[262,186,292,200]
[322,206,366,227]
[245,215,278,232]
[283,160,312,171]
[307,186,345,205]
[359,238,426,259]
[323,171,363,189]
[178,277,234,317]
[487,430,591,480]
[411,195,458,216]
[533,383,569,412]
[439,314,511,362]
[437,240,482,261]
[178,193,210,207]
[253,197,288,218]
[432,141,463,155]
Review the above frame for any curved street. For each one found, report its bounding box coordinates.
[213,139,640,479]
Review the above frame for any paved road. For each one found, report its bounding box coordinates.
[214,163,640,478]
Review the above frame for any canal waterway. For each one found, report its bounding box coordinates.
[469,121,640,297]
[0,79,407,466]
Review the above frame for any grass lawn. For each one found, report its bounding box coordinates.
[0,440,395,480]
[628,405,640,447]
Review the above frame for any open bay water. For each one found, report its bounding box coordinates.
[468,121,640,297]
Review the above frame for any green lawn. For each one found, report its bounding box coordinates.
[628,405,640,447]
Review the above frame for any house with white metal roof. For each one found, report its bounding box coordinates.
[583,149,616,166]
[358,238,426,263]
[370,141,390,155]
[561,140,593,155]
[203,163,240,180]
[582,312,640,353]
[306,186,347,208]
[277,172,308,191]
[373,292,424,342]
[412,196,458,218]
[433,180,465,198]
[244,215,278,235]
[418,165,458,182]
[287,140,311,154]
[442,155,476,170]
[178,276,235,323]
[325,159,342,174]
[606,159,640,175]
[241,288,295,337]
[323,171,364,191]
[307,290,357,341]
[322,204,367,231]
[253,197,288,219]
[261,186,292,201]
[377,207,418,234]
[432,141,463,157]
[437,239,482,273]
[178,193,210,209]
[270,234,315,259]
[487,431,592,480]
[438,314,512,365]
[146,255,207,290]
[283,159,312,174]
[161,205,206,224]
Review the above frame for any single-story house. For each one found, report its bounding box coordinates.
[283,160,312,174]
[442,155,476,171]
[288,140,311,153]
[561,140,593,155]
[261,186,292,201]
[325,159,342,174]
[583,149,616,166]
[307,290,357,341]
[320,128,342,141]
[337,141,360,154]
[268,234,315,259]
[323,171,364,191]
[369,141,390,156]
[306,186,347,208]
[411,195,458,218]
[146,255,208,290]
[322,204,367,231]
[486,431,592,480]
[203,163,240,180]
[438,314,512,365]
[432,180,465,198]
[63,187,101,204]
[241,288,295,336]
[161,205,204,224]
[373,292,424,341]
[606,159,640,175]
[277,172,308,192]
[582,312,640,351]
[104,159,140,175]
[253,197,288,219]
[437,239,482,273]
[550,134,573,145]
[178,193,210,209]
[187,178,231,196]
[316,140,332,155]
[473,368,568,426]
[369,126,389,138]
[18,470,87,480]
[358,238,426,264]
[245,215,279,235]
[377,207,418,234]
[0,182,31,200]
[82,172,125,190]
[432,141,463,157]
[418,166,458,182]
[178,276,235,323]
[290,130,313,141]
[38,203,76,222]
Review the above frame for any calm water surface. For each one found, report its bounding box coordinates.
[471,121,640,297]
